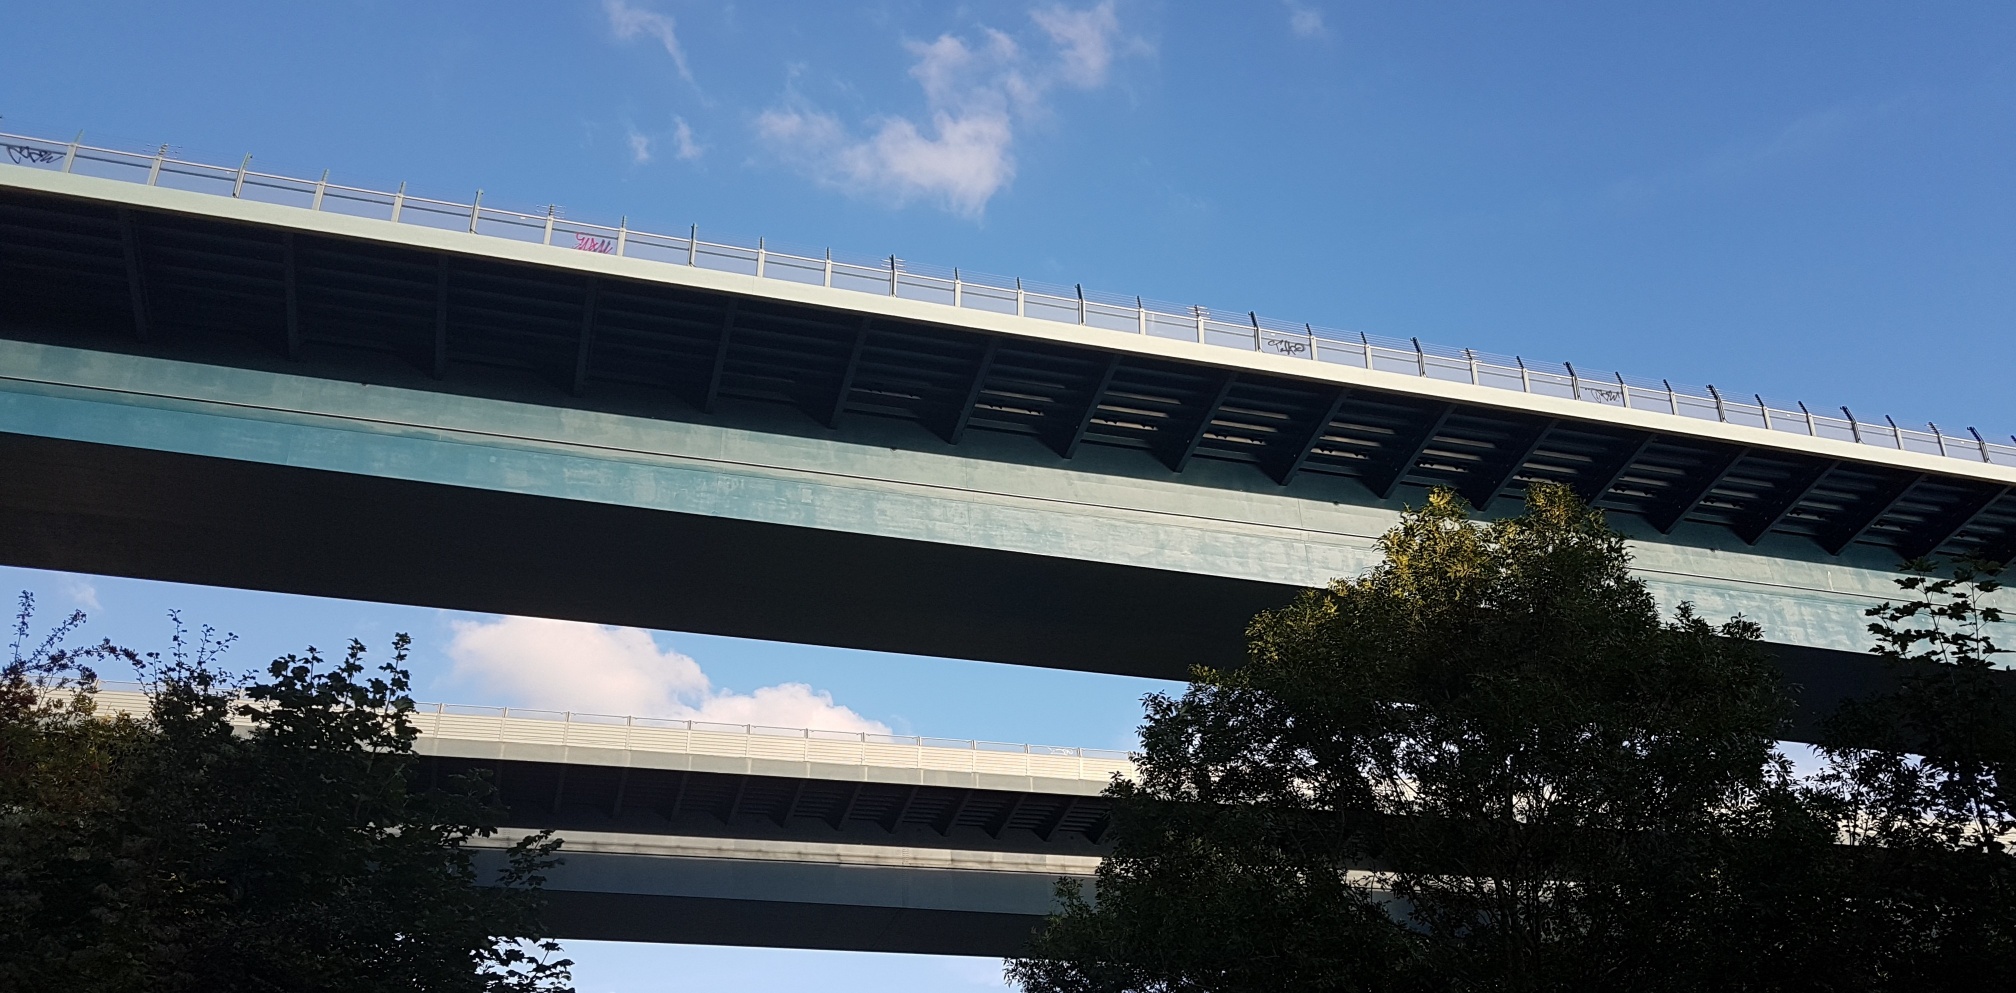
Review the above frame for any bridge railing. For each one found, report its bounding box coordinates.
[6,129,2012,470]
[82,682,1135,784]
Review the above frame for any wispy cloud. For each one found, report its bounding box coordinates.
[444,615,888,733]
[1284,2,1326,40]
[61,576,101,612]
[603,0,693,83]
[672,116,704,160]
[755,1,1143,218]
[626,126,653,164]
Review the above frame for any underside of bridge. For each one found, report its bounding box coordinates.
[2,185,2013,562]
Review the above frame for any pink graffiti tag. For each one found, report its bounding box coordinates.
[574,233,615,254]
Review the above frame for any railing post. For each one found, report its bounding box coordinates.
[1617,372,1631,408]
[146,144,168,186]
[689,225,699,266]
[61,131,82,173]
[1137,296,1146,335]
[755,236,766,277]
[1706,384,1727,422]
[889,255,899,296]
[1841,407,1863,444]
[542,205,555,245]
[1565,361,1582,400]
[1306,323,1319,362]
[390,181,406,222]
[1361,331,1374,369]
[1465,348,1479,385]
[1517,356,1531,392]
[232,154,252,198]
[467,189,483,232]
[616,216,628,257]
[1016,278,1026,317]
[1196,306,1207,342]
[1756,395,1773,430]
[1929,423,1947,457]
[310,168,328,210]
[1884,414,1904,449]
[953,269,963,308]
[1077,284,1088,325]
[1798,401,1817,436]
[823,248,833,287]
[1969,426,1992,462]
[1665,379,1679,415]
[1411,337,1426,377]
[1250,311,1262,351]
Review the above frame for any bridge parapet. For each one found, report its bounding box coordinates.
[5,127,2012,473]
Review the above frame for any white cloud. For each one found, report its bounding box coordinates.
[672,116,703,160]
[444,615,888,733]
[627,127,653,164]
[61,576,101,612]
[1285,2,1326,39]
[1031,1,1122,87]
[755,2,1141,218]
[603,0,693,83]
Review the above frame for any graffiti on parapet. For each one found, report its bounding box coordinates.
[574,233,615,254]
[1588,388,1623,404]
[4,145,63,166]
[1262,337,1310,357]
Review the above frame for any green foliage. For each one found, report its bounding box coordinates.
[1010,484,1823,993]
[0,597,573,993]
[1807,556,2016,988]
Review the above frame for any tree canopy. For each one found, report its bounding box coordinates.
[1011,483,2015,992]
[0,600,573,993]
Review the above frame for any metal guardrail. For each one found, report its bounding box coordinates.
[7,129,2012,470]
[85,682,1135,783]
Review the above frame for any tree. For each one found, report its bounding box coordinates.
[1806,556,2016,989]
[1010,484,1821,993]
[0,596,573,993]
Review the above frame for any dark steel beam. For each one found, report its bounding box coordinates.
[431,256,449,380]
[281,232,301,360]
[1817,471,1925,556]
[1164,372,1237,473]
[609,766,629,818]
[882,785,921,833]
[723,776,749,823]
[1458,417,1556,511]
[984,792,1028,839]
[1051,354,1122,460]
[943,337,1001,445]
[1646,446,1749,535]
[825,318,871,429]
[666,771,688,819]
[1733,459,1838,546]
[1572,432,1655,505]
[1364,403,1456,500]
[570,277,598,397]
[1977,530,2016,569]
[1897,484,2010,560]
[1034,796,1079,842]
[116,208,150,341]
[775,779,807,827]
[700,298,739,414]
[934,788,978,836]
[828,781,865,829]
[1270,387,1352,486]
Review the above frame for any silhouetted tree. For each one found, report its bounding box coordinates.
[0,595,572,993]
[1010,484,1834,993]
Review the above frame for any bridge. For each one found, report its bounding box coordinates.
[89,684,1118,956]
[4,131,2015,955]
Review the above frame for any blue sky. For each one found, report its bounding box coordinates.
[6,2,2015,989]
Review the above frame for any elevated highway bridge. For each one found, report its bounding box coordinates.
[91,685,1119,956]
[6,131,2016,955]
